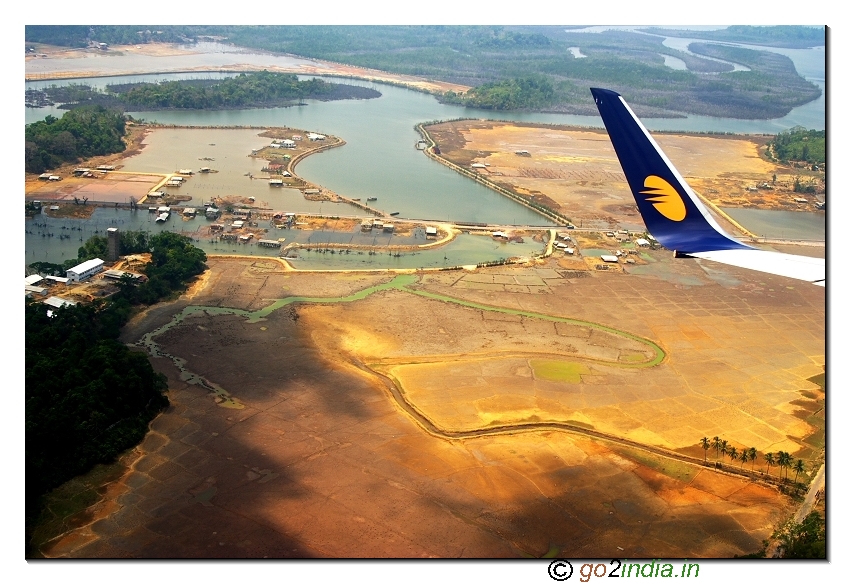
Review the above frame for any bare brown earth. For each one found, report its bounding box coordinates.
[25,124,151,198]
[36,249,824,558]
[425,121,824,232]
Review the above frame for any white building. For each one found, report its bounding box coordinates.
[103,269,145,282]
[66,258,105,283]
[44,296,79,310]
[44,296,78,317]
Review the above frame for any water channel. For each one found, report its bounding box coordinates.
[24,36,825,269]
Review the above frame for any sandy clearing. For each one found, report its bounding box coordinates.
[425,120,822,232]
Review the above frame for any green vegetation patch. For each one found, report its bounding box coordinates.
[768,127,825,165]
[25,106,126,174]
[442,74,556,110]
[530,359,588,382]
[28,72,381,116]
[770,511,825,558]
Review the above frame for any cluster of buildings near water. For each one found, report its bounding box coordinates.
[25,227,147,313]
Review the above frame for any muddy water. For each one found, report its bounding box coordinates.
[720,207,825,241]
[24,206,546,269]
[120,127,374,216]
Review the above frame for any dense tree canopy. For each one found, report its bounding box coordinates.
[442,75,556,110]
[25,106,126,174]
[26,232,208,518]
[121,71,340,109]
[769,127,825,164]
[28,73,380,116]
[25,25,191,48]
[26,300,169,514]
[772,512,826,558]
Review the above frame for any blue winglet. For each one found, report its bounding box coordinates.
[590,88,750,254]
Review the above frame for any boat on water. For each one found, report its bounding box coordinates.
[390,212,400,216]
[367,197,378,201]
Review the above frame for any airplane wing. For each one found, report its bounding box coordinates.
[690,249,825,286]
[590,87,825,287]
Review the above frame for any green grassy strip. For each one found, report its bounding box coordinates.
[402,285,665,367]
[171,274,664,367]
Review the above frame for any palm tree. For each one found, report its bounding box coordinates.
[720,440,729,463]
[778,452,793,482]
[739,449,749,470]
[764,452,775,477]
[700,437,711,463]
[793,459,806,483]
[749,448,758,472]
[728,447,739,466]
[712,436,721,461]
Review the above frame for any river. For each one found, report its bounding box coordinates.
[24,35,825,267]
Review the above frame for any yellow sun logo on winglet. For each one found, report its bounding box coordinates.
[640,175,687,221]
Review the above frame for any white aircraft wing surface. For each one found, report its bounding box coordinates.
[689,249,825,286]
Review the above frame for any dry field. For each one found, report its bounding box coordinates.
[38,249,824,558]
[426,121,820,231]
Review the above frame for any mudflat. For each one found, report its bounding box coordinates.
[38,248,823,558]
[424,120,823,232]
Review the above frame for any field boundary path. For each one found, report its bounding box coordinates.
[135,273,796,490]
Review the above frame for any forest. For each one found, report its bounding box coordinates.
[26,231,207,525]
[27,72,381,113]
[768,127,825,165]
[25,106,126,174]
[25,25,823,119]
[441,75,556,110]
[116,71,379,109]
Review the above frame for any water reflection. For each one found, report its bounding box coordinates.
[25,207,545,270]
